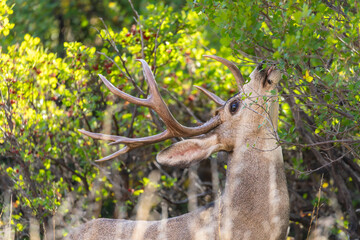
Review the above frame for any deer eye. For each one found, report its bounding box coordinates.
[267,78,272,84]
[229,100,240,114]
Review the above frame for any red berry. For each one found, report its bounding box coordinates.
[188,95,195,101]
[166,49,172,53]
[107,69,112,74]
[92,64,99,71]
[10,99,16,104]
[117,84,125,90]
[143,33,151,41]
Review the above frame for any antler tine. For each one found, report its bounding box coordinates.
[135,59,186,134]
[204,55,244,92]
[78,129,130,162]
[136,59,160,100]
[194,85,225,106]
[79,59,223,162]
[95,147,130,162]
[78,129,122,142]
[99,74,150,107]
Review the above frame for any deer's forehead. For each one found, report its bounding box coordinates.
[224,88,257,103]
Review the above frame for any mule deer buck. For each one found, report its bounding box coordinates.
[68,55,289,240]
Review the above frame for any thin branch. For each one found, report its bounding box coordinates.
[280,139,360,148]
[96,51,145,96]
[160,87,203,124]
[95,20,135,83]
[128,0,140,18]
[99,18,119,53]
[303,150,351,175]
[153,17,166,75]
[133,17,145,60]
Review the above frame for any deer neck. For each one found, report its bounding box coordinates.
[220,126,289,239]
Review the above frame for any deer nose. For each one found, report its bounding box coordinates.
[267,65,275,76]
[256,60,266,71]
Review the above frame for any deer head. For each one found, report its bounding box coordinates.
[79,55,281,167]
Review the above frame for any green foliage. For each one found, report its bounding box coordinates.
[4,0,186,55]
[192,0,360,238]
[0,0,14,36]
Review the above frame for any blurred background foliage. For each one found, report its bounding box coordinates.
[2,0,186,56]
[0,0,359,239]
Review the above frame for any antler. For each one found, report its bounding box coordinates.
[194,85,225,106]
[79,59,222,162]
[203,55,244,92]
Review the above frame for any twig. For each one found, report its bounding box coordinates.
[133,17,145,60]
[160,87,203,123]
[302,150,351,175]
[128,0,140,18]
[306,174,323,240]
[96,20,135,83]
[280,139,360,148]
[99,18,119,53]
[153,17,166,75]
[96,51,145,96]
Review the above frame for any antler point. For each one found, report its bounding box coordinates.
[78,129,87,134]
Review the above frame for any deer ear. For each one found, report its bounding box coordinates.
[156,134,221,168]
